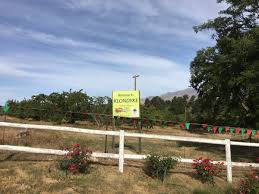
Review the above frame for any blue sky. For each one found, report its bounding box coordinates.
[0,0,226,104]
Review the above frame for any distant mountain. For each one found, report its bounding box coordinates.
[141,88,197,104]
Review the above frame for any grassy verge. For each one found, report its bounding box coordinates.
[0,159,234,194]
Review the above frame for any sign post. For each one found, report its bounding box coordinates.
[112,90,141,153]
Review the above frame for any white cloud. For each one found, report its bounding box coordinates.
[0,49,189,101]
[62,0,226,22]
[0,24,111,51]
[74,50,179,70]
[63,0,158,16]
[0,25,181,71]
[157,0,227,22]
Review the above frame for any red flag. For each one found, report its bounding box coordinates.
[212,126,218,133]
[257,131,259,138]
[201,124,208,129]
[235,128,241,134]
[179,123,184,129]
[167,121,173,127]
[246,129,252,136]
[225,126,230,132]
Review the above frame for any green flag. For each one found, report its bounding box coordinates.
[229,127,235,134]
[207,126,212,132]
[185,123,190,130]
[218,127,224,133]
[88,113,94,119]
[2,103,9,113]
[241,128,246,137]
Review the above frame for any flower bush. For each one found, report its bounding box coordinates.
[192,157,224,184]
[144,152,178,182]
[59,144,92,174]
[238,158,259,194]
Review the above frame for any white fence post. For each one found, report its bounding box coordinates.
[119,130,125,173]
[225,139,232,183]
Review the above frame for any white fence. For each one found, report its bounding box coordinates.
[0,121,259,183]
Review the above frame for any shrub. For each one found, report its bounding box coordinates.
[144,152,178,182]
[59,144,92,174]
[192,157,224,184]
[238,168,259,194]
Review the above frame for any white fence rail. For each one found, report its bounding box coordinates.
[0,121,259,183]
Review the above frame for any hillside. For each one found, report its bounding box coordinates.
[141,88,197,104]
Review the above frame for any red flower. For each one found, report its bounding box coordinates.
[204,166,210,171]
[68,163,77,173]
[65,152,71,158]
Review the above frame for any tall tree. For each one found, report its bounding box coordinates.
[190,0,258,127]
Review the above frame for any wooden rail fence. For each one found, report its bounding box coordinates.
[0,122,259,183]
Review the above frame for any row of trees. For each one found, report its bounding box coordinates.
[3,89,196,124]
[3,88,254,127]
[4,90,112,123]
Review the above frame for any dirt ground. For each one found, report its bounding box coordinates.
[0,116,258,193]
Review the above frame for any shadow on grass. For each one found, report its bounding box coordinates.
[177,140,258,162]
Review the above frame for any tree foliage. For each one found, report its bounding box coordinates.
[190,0,259,127]
[6,90,111,123]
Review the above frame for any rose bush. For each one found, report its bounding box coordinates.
[144,152,178,182]
[192,157,224,184]
[59,144,92,174]
[238,158,259,194]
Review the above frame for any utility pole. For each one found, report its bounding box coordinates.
[132,75,139,90]
[132,75,141,153]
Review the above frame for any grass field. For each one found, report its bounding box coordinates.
[0,116,258,193]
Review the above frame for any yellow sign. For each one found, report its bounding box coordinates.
[112,90,140,118]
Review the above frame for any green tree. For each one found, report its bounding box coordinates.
[190,0,258,127]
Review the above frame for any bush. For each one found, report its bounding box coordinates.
[238,168,259,194]
[59,144,92,174]
[144,152,178,182]
[192,157,224,184]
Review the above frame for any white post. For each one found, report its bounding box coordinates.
[225,139,232,183]
[119,130,125,173]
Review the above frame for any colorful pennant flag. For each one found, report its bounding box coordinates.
[179,123,184,129]
[230,127,235,134]
[185,122,191,130]
[218,127,224,133]
[207,126,212,132]
[235,128,241,134]
[225,127,230,132]
[212,126,218,133]
[246,129,252,136]
[201,124,208,129]
[2,103,9,113]
[240,128,246,137]
[167,121,173,127]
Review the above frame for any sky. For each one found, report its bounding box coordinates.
[0,0,227,104]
